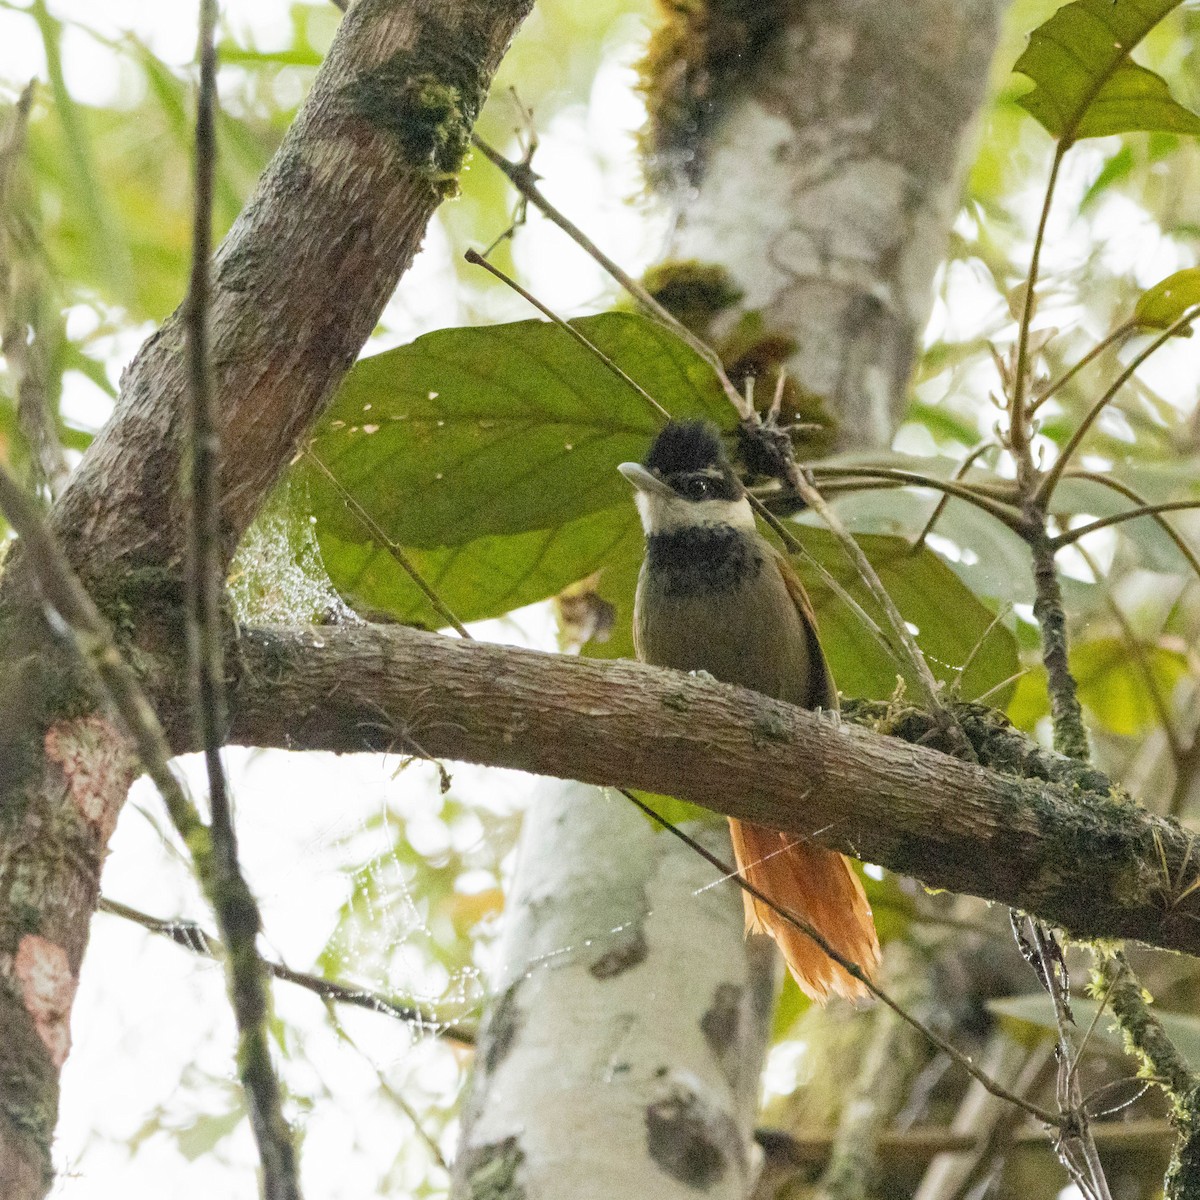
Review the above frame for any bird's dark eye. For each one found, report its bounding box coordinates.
[684,477,711,500]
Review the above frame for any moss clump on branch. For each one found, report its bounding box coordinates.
[345,22,487,196]
[642,259,743,332]
[639,259,838,457]
[638,0,795,188]
[841,698,1114,799]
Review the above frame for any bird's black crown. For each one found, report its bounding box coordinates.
[645,420,729,475]
[644,420,742,502]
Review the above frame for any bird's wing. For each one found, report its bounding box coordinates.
[771,547,838,712]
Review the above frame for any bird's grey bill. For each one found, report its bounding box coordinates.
[618,461,674,496]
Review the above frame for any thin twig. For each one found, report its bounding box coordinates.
[184,9,302,1196]
[471,135,749,417]
[1036,305,1200,506]
[620,788,1063,1127]
[463,248,671,420]
[1030,320,1136,415]
[304,450,472,639]
[809,464,1025,532]
[910,443,1000,552]
[1010,144,1066,482]
[1062,471,1200,584]
[784,467,944,711]
[329,1013,452,1173]
[98,897,477,1045]
[1048,499,1200,552]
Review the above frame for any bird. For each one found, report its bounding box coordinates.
[618,419,881,1002]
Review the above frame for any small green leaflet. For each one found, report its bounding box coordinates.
[1014,0,1200,144]
[1133,267,1200,328]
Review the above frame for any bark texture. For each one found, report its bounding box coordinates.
[0,0,532,1193]
[452,783,776,1200]
[659,0,1003,449]
[219,623,1200,956]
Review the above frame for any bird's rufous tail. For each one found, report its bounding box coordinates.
[729,818,881,1003]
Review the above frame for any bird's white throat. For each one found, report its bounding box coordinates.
[634,491,757,536]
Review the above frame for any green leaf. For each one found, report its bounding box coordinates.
[1014,0,1200,144]
[307,313,728,550]
[1073,635,1187,735]
[1133,267,1200,328]
[989,994,1200,1069]
[795,530,1018,704]
[314,502,644,628]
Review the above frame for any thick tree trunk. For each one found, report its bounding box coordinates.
[0,1,532,1194]
[453,783,776,1199]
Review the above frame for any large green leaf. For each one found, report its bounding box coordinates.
[314,502,643,628]
[307,313,728,549]
[305,314,1017,702]
[1014,0,1200,144]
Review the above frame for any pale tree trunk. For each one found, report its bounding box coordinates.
[668,0,1005,450]
[454,3,1007,1195]
[454,783,775,1198]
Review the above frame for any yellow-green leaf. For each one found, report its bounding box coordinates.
[1014,0,1200,144]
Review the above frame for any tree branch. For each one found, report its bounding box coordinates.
[44,0,534,585]
[209,623,1200,958]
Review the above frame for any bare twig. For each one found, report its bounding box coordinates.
[464,248,671,420]
[471,135,749,416]
[1009,144,1066,482]
[184,10,301,1196]
[303,449,472,639]
[1030,320,1136,415]
[1036,306,1200,506]
[1048,499,1200,552]
[329,1013,451,1173]
[910,443,1001,552]
[809,464,1025,532]
[1061,471,1200,584]
[98,897,477,1045]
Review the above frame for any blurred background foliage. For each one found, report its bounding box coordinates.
[6,0,1200,1197]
